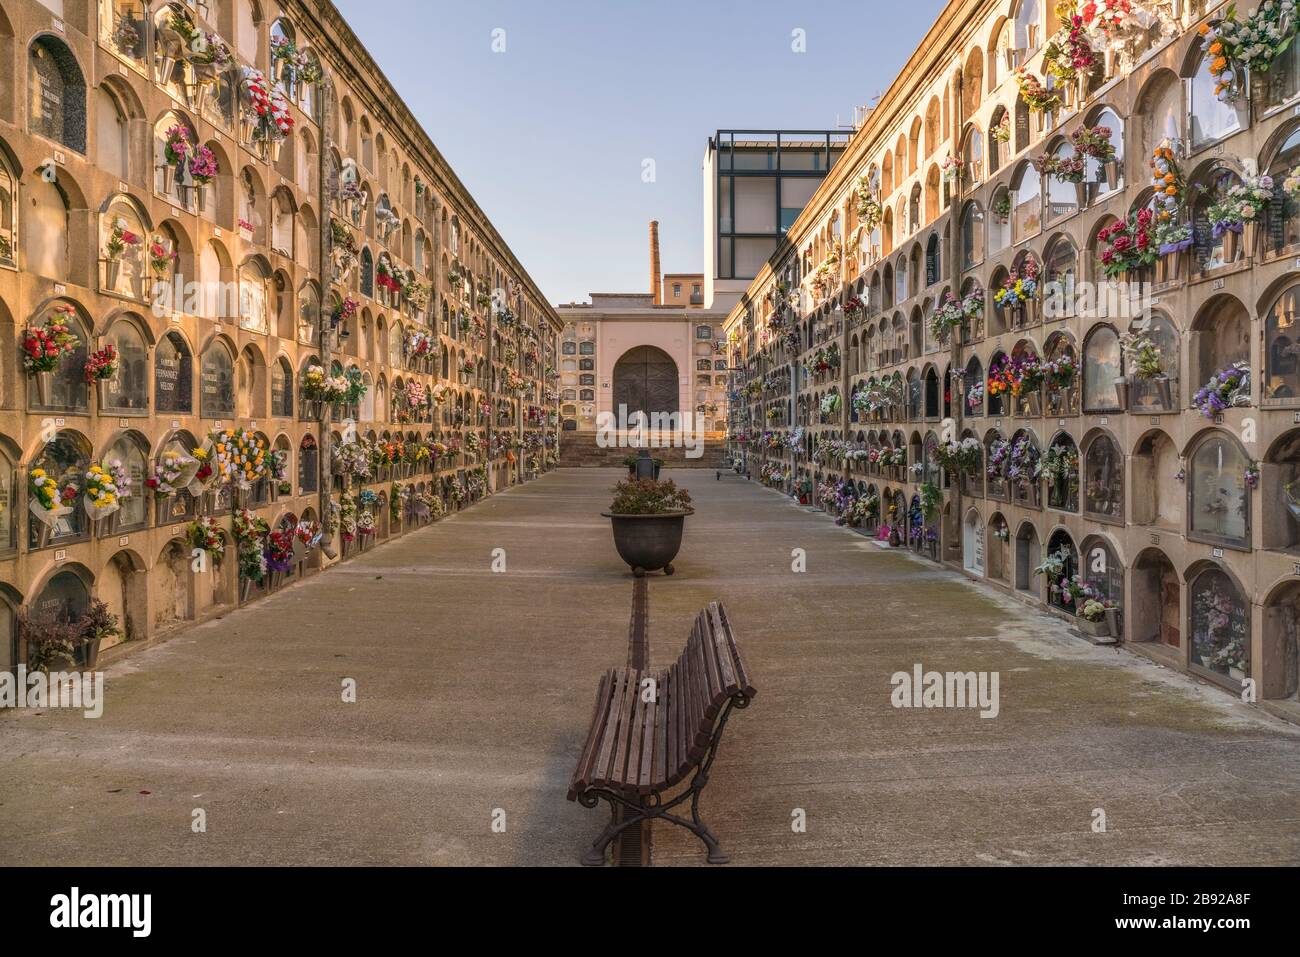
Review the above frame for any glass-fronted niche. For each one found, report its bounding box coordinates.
[1189,568,1250,684]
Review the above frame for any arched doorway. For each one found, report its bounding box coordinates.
[612,346,679,424]
[963,508,984,575]
[1132,547,1179,648]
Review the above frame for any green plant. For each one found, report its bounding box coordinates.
[18,607,84,671]
[80,600,122,644]
[608,478,693,515]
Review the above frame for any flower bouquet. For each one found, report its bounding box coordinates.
[83,461,127,524]
[929,293,964,345]
[302,363,348,404]
[210,428,269,491]
[160,124,193,192]
[102,219,141,290]
[1206,174,1274,260]
[1097,209,1156,278]
[856,176,883,230]
[1072,124,1118,186]
[1192,360,1251,418]
[28,467,76,536]
[234,508,269,588]
[1199,1,1297,103]
[85,344,118,387]
[147,449,199,497]
[188,144,218,209]
[1015,68,1061,114]
[24,304,81,403]
[186,445,217,499]
[187,516,225,566]
[265,527,296,574]
[993,260,1039,320]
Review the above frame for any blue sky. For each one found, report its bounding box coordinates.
[334,0,948,304]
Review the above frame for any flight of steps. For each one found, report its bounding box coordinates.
[558,433,729,469]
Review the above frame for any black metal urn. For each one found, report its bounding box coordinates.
[602,510,691,577]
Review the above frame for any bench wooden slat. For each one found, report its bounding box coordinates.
[592,670,631,789]
[609,670,641,790]
[636,674,658,793]
[696,610,725,717]
[652,669,668,792]
[569,602,756,804]
[687,633,711,761]
[716,603,756,698]
[707,603,739,697]
[567,669,615,800]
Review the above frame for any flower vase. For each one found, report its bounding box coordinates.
[155,54,178,85]
[33,370,52,407]
[194,182,207,214]
[1157,250,1182,284]
[103,258,121,291]
[1242,220,1259,259]
[158,163,173,194]
[1073,180,1087,210]
[96,378,111,409]
[1152,374,1172,409]
[1104,607,1122,639]
[1222,228,1239,264]
[1228,666,1246,682]
[240,116,256,147]
[1113,375,1130,410]
[270,139,284,164]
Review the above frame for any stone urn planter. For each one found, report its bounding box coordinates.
[1076,614,1111,639]
[602,510,691,577]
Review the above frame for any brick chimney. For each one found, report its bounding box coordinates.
[649,220,662,305]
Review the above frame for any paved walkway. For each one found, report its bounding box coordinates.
[2,469,1298,866]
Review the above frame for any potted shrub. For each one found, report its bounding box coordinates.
[79,600,122,667]
[1076,598,1115,639]
[18,607,83,672]
[601,478,693,577]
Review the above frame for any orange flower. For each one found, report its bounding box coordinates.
[1212,56,1227,72]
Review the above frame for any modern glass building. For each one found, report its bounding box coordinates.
[703,130,849,310]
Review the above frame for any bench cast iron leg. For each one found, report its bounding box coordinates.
[579,795,643,866]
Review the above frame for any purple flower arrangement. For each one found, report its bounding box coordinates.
[1191,361,1250,419]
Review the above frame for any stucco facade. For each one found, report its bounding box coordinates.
[0,0,561,670]
[725,0,1300,711]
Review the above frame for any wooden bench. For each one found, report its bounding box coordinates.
[567,601,756,865]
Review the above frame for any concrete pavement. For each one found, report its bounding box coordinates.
[1,468,1297,866]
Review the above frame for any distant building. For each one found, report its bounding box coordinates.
[703,130,850,313]
[557,222,728,433]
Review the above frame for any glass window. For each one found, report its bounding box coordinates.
[1130,315,1180,412]
[1189,569,1250,681]
[1083,434,1122,520]
[1083,326,1121,411]
[102,319,149,411]
[154,332,192,414]
[104,434,148,531]
[1189,433,1250,546]
[271,359,293,418]
[0,150,16,268]
[961,203,984,269]
[0,448,15,551]
[1013,165,1041,241]
[298,285,319,344]
[28,431,89,546]
[239,261,268,333]
[1189,52,1242,147]
[200,343,235,417]
[27,303,90,412]
[1265,284,1300,400]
